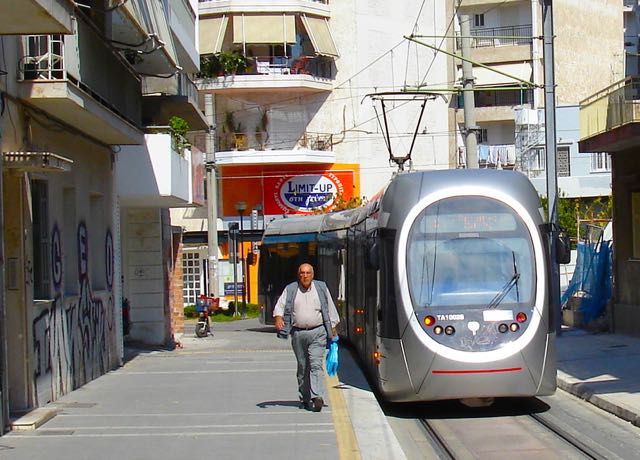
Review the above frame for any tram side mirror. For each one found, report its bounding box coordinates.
[556,232,571,264]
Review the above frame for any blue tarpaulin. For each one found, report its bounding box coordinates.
[561,240,613,324]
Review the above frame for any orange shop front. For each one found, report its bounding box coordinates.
[218,163,361,304]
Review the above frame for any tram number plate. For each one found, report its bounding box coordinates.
[436,314,464,321]
[483,310,514,322]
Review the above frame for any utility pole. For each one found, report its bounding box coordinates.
[543,0,561,335]
[460,14,479,168]
[205,94,219,297]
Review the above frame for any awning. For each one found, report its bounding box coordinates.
[200,15,229,55]
[232,14,296,44]
[3,151,73,172]
[458,62,533,87]
[300,15,339,57]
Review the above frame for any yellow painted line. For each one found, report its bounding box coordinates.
[327,375,362,460]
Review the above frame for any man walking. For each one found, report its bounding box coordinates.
[273,263,340,412]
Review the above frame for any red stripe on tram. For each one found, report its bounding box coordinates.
[432,367,523,374]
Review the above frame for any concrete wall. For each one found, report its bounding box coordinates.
[554,0,623,105]
[610,150,640,336]
[3,120,120,410]
[122,209,169,345]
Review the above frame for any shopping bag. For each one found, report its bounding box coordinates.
[326,337,339,377]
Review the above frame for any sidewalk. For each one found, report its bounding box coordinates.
[556,326,640,427]
[2,318,403,460]
[3,320,640,460]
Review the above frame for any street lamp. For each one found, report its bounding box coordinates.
[235,200,247,318]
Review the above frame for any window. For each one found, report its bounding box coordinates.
[474,14,485,27]
[591,152,611,172]
[32,180,50,299]
[479,128,488,143]
[182,251,203,304]
[527,146,570,177]
[557,146,570,177]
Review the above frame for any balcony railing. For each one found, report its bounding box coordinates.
[580,76,640,140]
[189,130,333,153]
[18,15,141,127]
[197,55,333,80]
[456,24,532,49]
[143,73,199,105]
[198,0,329,2]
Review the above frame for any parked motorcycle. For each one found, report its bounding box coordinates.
[195,295,219,338]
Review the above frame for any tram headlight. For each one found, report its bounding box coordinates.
[444,325,455,335]
[516,312,527,323]
[498,323,508,333]
[510,323,520,332]
[433,325,444,335]
[424,315,436,327]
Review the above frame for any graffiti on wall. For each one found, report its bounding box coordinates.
[32,222,117,404]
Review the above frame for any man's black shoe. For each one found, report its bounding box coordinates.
[312,397,324,412]
[299,400,310,410]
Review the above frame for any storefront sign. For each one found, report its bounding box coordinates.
[274,173,344,214]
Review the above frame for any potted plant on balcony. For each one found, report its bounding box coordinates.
[216,50,247,75]
[169,116,190,153]
[198,54,223,78]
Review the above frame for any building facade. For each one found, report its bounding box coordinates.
[172,0,455,305]
[452,0,620,201]
[0,0,203,433]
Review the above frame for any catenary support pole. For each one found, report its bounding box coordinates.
[460,14,479,168]
[543,0,561,335]
[205,94,219,297]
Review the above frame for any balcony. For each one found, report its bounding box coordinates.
[168,0,199,72]
[190,130,335,165]
[142,73,208,130]
[196,54,333,93]
[455,88,533,123]
[457,144,516,169]
[197,10,337,92]
[108,0,179,75]
[17,21,143,145]
[117,130,205,207]
[579,76,640,153]
[455,24,533,64]
[199,0,330,17]
[0,0,74,35]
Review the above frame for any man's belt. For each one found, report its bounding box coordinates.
[292,324,323,331]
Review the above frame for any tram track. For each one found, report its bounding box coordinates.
[529,412,618,460]
[417,408,618,460]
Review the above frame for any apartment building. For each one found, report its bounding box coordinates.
[453,0,621,201]
[172,0,454,304]
[0,0,203,433]
[115,0,206,346]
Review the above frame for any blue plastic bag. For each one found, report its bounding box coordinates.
[326,337,339,377]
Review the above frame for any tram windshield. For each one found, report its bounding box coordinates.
[406,196,535,309]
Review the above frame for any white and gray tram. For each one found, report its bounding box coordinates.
[259,169,568,403]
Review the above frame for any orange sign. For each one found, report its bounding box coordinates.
[220,164,360,216]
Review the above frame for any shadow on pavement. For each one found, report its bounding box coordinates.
[256,400,301,409]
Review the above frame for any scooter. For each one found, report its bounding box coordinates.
[195,302,210,337]
[195,295,219,338]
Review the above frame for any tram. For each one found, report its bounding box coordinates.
[259,169,568,403]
